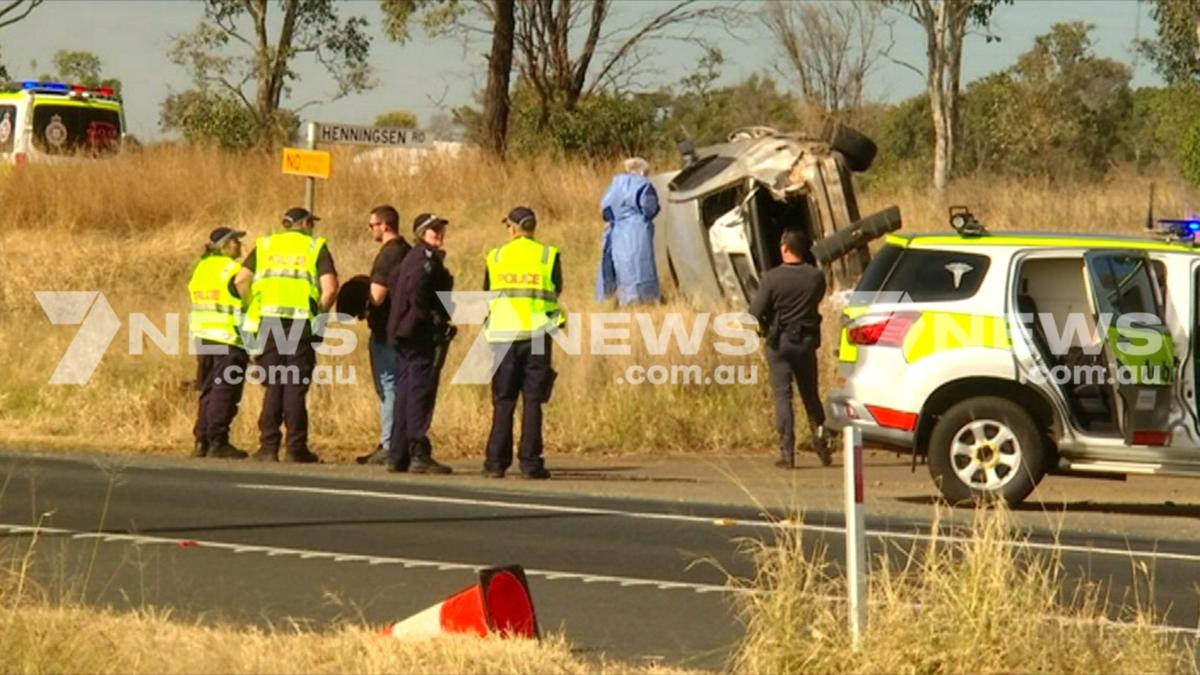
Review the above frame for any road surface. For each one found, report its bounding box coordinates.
[1,450,1198,669]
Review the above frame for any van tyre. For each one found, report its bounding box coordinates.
[927,397,1045,506]
[825,122,877,172]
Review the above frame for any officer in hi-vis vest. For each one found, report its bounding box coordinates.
[235,208,339,463]
[188,227,250,460]
[481,207,563,479]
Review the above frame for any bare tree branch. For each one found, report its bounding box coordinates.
[760,0,885,116]
[0,0,41,30]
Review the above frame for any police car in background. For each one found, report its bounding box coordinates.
[0,80,125,168]
[827,209,1196,506]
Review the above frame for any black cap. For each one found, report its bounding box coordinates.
[413,212,448,235]
[282,207,320,226]
[504,206,536,229]
[208,227,246,247]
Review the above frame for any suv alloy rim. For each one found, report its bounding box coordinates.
[949,418,1022,491]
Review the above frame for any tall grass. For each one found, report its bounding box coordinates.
[731,507,1193,674]
[0,146,1194,458]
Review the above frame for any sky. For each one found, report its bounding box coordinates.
[0,0,1162,140]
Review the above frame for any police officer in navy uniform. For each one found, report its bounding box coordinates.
[235,207,339,463]
[481,207,563,480]
[749,228,833,468]
[387,213,455,474]
[188,227,250,459]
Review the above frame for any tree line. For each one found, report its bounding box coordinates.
[2,0,1200,189]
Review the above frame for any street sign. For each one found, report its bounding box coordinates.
[281,147,332,179]
[316,123,432,148]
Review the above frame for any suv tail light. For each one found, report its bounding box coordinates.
[847,312,919,347]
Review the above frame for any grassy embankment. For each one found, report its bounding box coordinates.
[0,507,1190,673]
[0,146,1193,459]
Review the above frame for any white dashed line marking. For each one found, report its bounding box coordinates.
[0,522,736,595]
[234,482,1200,564]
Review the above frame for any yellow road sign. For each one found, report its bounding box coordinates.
[281,148,332,178]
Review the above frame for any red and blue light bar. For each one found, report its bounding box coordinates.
[15,81,116,98]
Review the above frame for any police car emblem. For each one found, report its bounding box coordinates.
[0,113,11,144]
[944,262,973,289]
[45,115,68,147]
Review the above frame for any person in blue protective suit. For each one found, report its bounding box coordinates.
[596,157,661,305]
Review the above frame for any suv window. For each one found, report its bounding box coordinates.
[855,244,902,293]
[31,104,121,155]
[1090,253,1162,316]
[880,249,990,302]
[0,105,15,153]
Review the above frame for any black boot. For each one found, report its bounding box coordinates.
[252,446,279,462]
[811,424,834,467]
[409,440,451,475]
[192,440,209,458]
[285,448,321,464]
[208,434,248,460]
[774,455,795,469]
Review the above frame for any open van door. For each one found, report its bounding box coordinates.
[1082,250,1176,445]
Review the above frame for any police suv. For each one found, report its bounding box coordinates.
[0,80,124,168]
[827,210,1194,506]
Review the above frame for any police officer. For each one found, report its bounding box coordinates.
[357,205,412,466]
[481,206,563,480]
[188,227,250,459]
[749,228,833,468]
[387,213,454,474]
[235,207,339,463]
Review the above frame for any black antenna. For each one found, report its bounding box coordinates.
[1146,182,1156,231]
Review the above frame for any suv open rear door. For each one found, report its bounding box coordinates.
[1082,250,1176,445]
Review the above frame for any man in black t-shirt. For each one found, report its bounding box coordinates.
[357,205,412,465]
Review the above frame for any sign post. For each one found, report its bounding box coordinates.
[304,121,317,213]
[843,425,867,648]
[280,121,435,215]
[281,123,331,214]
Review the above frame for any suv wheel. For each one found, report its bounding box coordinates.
[927,397,1045,506]
[824,122,877,172]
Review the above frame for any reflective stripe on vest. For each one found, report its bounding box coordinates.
[244,231,325,333]
[187,254,244,348]
[484,237,563,343]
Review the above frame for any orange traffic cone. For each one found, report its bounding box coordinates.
[382,565,539,640]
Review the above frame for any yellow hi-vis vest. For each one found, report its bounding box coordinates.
[187,254,245,348]
[484,236,564,343]
[244,230,327,334]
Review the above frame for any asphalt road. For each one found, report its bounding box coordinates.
[1,450,1198,669]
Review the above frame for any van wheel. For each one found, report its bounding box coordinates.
[926,397,1045,506]
[825,123,877,172]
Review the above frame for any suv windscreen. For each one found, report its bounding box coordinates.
[31,104,121,155]
[878,249,990,302]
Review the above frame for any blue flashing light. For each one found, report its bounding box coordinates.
[1155,218,1200,240]
[20,81,69,92]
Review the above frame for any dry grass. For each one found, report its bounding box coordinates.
[0,147,1194,458]
[730,507,1195,674]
